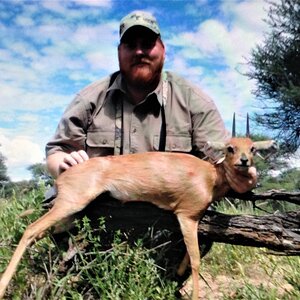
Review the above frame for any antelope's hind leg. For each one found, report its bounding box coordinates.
[176,214,200,300]
[0,192,93,298]
[177,252,190,277]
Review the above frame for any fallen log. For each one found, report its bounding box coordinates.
[52,192,299,278]
[200,209,300,255]
[227,189,300,206]
[69,191,300,256]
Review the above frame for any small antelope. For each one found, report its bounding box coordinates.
[0,137,276,299]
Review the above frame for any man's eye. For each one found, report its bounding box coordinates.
[123,39,156,50]
[142,40,155,49]
[124,42,136,49]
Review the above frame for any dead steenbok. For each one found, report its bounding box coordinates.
[0,137,277,299]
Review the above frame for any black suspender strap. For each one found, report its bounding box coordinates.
[159,104,166,151]
[114,99,123,155]
[159,73,168,152]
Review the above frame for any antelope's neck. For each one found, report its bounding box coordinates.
[212,164,231,200]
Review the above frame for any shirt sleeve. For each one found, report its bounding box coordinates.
[188,84,231,158]
[45,95,89,157]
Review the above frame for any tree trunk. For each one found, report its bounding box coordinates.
[72,191,300,256]
[52,191,299,279]
[200,209,300,255]
[227,190,300,206]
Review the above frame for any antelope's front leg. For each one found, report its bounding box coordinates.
[177,214,200,300]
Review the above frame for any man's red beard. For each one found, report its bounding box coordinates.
[120,58,164,91]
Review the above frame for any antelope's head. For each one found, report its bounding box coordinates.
[206,137,277,171]
[204,113,278,171]
[225,137,256,171]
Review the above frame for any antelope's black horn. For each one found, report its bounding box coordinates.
[246,113,250,137]
[232,112,236,137]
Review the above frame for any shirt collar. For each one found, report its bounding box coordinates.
[107,72,164,107]
[107,72,126,94]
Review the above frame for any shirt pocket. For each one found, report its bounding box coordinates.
[86,130,115,157]
[153,135,192,152]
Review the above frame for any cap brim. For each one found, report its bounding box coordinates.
[120,25,160,41]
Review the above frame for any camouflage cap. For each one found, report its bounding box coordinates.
[119,11,160,41]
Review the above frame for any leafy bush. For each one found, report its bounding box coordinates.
[0,187,177,299]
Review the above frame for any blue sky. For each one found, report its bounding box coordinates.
[0,0,281,181]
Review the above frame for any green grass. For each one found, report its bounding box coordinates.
[0,187,299,299]
[198,243,299,299]
[0,189,177,299]
[195,202,300,300]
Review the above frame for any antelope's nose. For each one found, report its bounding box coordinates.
[240,153,249,166]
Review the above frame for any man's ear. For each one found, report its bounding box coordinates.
[117,44,122,61]
[159,37,165,49]
[158,38,166,60]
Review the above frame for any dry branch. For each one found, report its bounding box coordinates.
[200,210,300,255]
[227,189,300,206]
[71,191,300,257]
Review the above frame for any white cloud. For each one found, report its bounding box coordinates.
[9,41,39,60]
[41,1,69,14]
[194,20,228,56]
[35,24,74,45]
[39,0,113,24]
[221,0,269,33]
[168,0,270,67]
[14,15,35,27]
[85,50,118,72]
[72,0,112,7]
[199,70,255,125]
[166,56,204,84]
[165,0,272,130]
[0,133,44,181]
[0,61,40,84]
[168,16,264,69]
[72,23,119,48]
[0,84,72,112]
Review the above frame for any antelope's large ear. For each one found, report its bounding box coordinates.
[203,141,226,163]
[205,141,226,151]
[253,140,278,152]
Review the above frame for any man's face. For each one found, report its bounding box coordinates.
[118,27,165,89]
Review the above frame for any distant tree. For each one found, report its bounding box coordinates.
[246,0,300,153]
[0,152,9,183]
[259,167,300,191]
[28,163,54,186]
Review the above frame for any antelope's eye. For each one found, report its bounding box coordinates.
[227,145,234,153]
[250,146,256,153]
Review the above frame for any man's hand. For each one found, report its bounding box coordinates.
[47,150,89,178]
[223,161,257,194]
[59,150,89,173]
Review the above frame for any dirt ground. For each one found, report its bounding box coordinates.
[179,271,294,299]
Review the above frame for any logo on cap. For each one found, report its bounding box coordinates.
[119,11,160,40]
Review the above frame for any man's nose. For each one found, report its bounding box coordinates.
[134,41,146,54]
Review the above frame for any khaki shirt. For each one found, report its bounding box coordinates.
[46,71,229,159]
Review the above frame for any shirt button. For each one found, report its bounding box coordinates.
[132,128,137,133]
[102,139,107,144]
